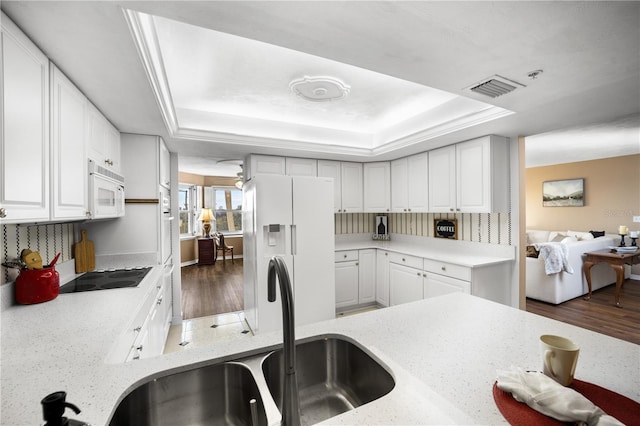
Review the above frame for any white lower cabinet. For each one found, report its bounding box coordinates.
[389,252,473,306]
[423,273,470,298]
[335,249,376,311]
[358,249,376,304]
[124,272,172,362]
[375,250,390,306]
[389,262,424,305]
[335,256,359,310]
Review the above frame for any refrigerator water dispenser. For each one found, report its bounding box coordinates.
[264,224,286,254]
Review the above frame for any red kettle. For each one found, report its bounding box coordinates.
[15,253,60,304]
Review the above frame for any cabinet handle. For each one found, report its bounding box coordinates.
[356,262,359,266]
[0,208,6,218]
[456,208,461,212]
[402,258,406,262]
[408,208,412,212]
[417,272,421,276]
[441,266,446,271]
[449,208,454,212]
[423,273,427,277]
[343,254,347,258]
[133,326,141,332]
[157,297,163,305]
[385,252,388,256]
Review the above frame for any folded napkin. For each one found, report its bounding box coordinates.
[496,367,623,426]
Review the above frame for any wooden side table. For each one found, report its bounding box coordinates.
[198,238,216,265]
[583,248,640,308]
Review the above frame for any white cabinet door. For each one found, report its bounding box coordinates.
[358,249,376,304]
[87,104,121,172]
[363,162,390,212]
[247,154,285,178]
[340,162,363,213]
[457,135,509,213]
[0,14,50,223]
[51,65,87,220]
[407,152,429,212]
[428,145,456,213]
[424,273,470,299]
[318,160,341,212]
[159,138,171,189]
[335,260,359,309]
[389,263,423,306]
[390,158,408,212]
[286,157,317,176]
[375,250,390,306]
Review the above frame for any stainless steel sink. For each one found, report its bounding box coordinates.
[109,362,267,426]
[262,336,395,425]
[109,335,395,426]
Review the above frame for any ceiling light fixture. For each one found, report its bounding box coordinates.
[527,69,544,79]
[289,76,350,102]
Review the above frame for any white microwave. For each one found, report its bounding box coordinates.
[89,159,125,219]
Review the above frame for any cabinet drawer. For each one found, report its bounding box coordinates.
[423,259,471,281]
[335,250,359,263]
[388,252,423,270]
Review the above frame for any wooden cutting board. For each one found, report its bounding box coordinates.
[74,230,95,273]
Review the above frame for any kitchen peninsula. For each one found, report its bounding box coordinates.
[1,271,638,425]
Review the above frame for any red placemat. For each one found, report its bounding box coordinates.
[493,379,640,425]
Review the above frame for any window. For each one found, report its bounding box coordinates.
[212,187,242,234]
[179,184,199,236]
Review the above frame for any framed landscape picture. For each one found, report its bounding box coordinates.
[542,178,584,207]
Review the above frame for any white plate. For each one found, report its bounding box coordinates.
[609,246,638,252]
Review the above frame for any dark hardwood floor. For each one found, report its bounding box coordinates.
[526,279,640,345]
[180,259,243,320]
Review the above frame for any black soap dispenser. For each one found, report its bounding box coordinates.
[41,391,89,426]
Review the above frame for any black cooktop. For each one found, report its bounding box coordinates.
[59,267,152,294]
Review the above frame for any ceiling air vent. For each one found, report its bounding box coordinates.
[466,75,524,98]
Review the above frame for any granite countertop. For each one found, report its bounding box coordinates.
[334,234,516,268]
[1,278,638,425]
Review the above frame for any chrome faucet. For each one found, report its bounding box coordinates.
[267,256,301,426]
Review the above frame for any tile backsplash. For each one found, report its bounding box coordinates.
[334,212,513,246]
[1,223,76,285]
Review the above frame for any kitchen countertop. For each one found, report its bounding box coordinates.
[2,270,638,425]
[334,233,516,268]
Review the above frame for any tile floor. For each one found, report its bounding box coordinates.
[163,306,379,354]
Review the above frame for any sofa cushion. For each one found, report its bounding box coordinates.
[567,230,594,240]
[527,230,551,244]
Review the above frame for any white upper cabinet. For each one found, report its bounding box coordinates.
[428,145,457,213]
[407,152,429,212]
[87,103,121,172]
[429,136,509,213]
[390,158,408,212]
[51,65,87,220]
[339,162,363,213]
[391,153,429,213]
[318,160,363,213]
[456,136,509,213]
[363,162,390,212]
[159,140,171,189]
[0,13,50,223]
[317,160,342,212]
[285,157,317,176]
[245,154,286,179]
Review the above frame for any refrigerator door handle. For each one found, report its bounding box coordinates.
[290,224,297,256]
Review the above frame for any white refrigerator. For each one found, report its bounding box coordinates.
[243,174,335,334]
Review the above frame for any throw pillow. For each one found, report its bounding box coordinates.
[590,230,606,238]
[561,236,578,244]
[551,234,565,242]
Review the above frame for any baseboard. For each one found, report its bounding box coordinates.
[631,273,640,280]
[181,260,198,267]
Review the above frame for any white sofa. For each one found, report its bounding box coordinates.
[525,230,627,304]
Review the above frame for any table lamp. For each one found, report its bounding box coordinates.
[198,208,215,238]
